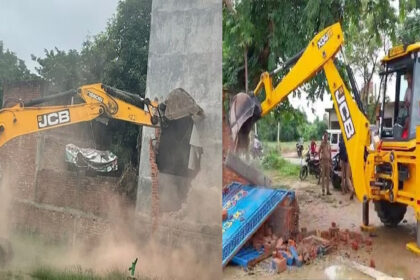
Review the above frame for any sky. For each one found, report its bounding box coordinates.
[0,0,119,73]
[0,0,401,123]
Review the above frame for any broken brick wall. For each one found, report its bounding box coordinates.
[0,81,129,245]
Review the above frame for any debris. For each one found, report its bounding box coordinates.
[271,257,287,273]
[222,183,295,267]
[65,144,118,172]
[348,261,403,280]
[224,152,272,187]
[222,209,228,221]
[351,240,359,251]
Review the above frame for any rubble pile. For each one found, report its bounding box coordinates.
[246,222,374,274]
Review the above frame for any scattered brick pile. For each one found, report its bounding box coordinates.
[248,222,374,273]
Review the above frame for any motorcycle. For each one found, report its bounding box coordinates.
[299,148,320,183]
[331,153,342,190]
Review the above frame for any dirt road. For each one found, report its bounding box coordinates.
[223,177,420,280]
[282,152,302,165]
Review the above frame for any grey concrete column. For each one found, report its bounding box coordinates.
[136,0,222,219]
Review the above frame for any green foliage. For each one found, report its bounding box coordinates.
[303,118,328,141]
[223,0,366,98]
[398,9,420,44]
[32,48,83,91]
[223,0,412,125]
[261,148,300,177]
[0,42,35,105]
[32,0,152,167]
[257,102,327,142]
[31,266,152,280]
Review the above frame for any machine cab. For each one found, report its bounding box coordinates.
[379,44,420,142]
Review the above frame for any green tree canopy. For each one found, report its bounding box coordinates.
[0,42,35,105]
[31,0,152,167]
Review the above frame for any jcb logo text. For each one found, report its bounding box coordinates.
[335,87,355,140]
[37,110,70,129]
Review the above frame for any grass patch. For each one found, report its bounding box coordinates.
[0,270,25,280]
[263,141,297,154]
[262,149,300,177]
[30,266,150,280]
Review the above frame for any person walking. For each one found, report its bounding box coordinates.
[319,132,332,195]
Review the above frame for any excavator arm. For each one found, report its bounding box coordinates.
[231,23,371,201]
[0,83,200,148]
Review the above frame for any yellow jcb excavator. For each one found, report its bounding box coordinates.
[0,83,202,265]
[229,22,420,254]
[0,83,201,148]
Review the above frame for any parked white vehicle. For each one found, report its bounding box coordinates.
[327,129,341,158]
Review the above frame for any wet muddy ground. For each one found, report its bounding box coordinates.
[223,176,420,280]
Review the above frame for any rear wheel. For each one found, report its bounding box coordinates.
[299,166,308,180]
[374,200,407,227]
[331,173,341,190]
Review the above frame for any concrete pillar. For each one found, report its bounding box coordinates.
[137,0,221,216]
[136,1,221,277]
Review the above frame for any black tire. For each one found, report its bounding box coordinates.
[299,166,308,180]
[331,173,341,190]
[374,200,407,227]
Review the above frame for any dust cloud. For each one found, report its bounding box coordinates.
[0,165,220,279]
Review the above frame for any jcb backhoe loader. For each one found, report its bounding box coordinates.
[229,22,420,254]
[0,83,202,265]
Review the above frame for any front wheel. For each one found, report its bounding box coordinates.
[374,200,407,227]
[299,166,308,181]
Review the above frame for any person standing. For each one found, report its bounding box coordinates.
[339,135,354,199]
[310,138,317,158]
[319,132,332,195]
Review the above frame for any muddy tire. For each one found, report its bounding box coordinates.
[299,166,308,180]
[374,200,407,227]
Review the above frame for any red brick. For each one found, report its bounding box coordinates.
[351,240,359,251]
[288,239,296,247]
[370,259,375,268]
[276,238,284,249]
[321,230,330,240]
[272,257,287,273]
[222,209,228,221]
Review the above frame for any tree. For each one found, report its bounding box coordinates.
[345,0,398,110]
[0,42,35,105]
[32,0,152,167]
[32,48,83,91]
[398,9,420,44]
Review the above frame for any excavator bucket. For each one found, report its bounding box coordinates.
[162,88,203,121]
[228,92,261,152]
[156,88,203,178]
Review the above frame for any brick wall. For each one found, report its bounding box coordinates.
[0,81,130,245]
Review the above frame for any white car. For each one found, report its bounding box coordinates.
[327,129,341,158]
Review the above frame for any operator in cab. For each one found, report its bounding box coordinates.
[401,71,413,139]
